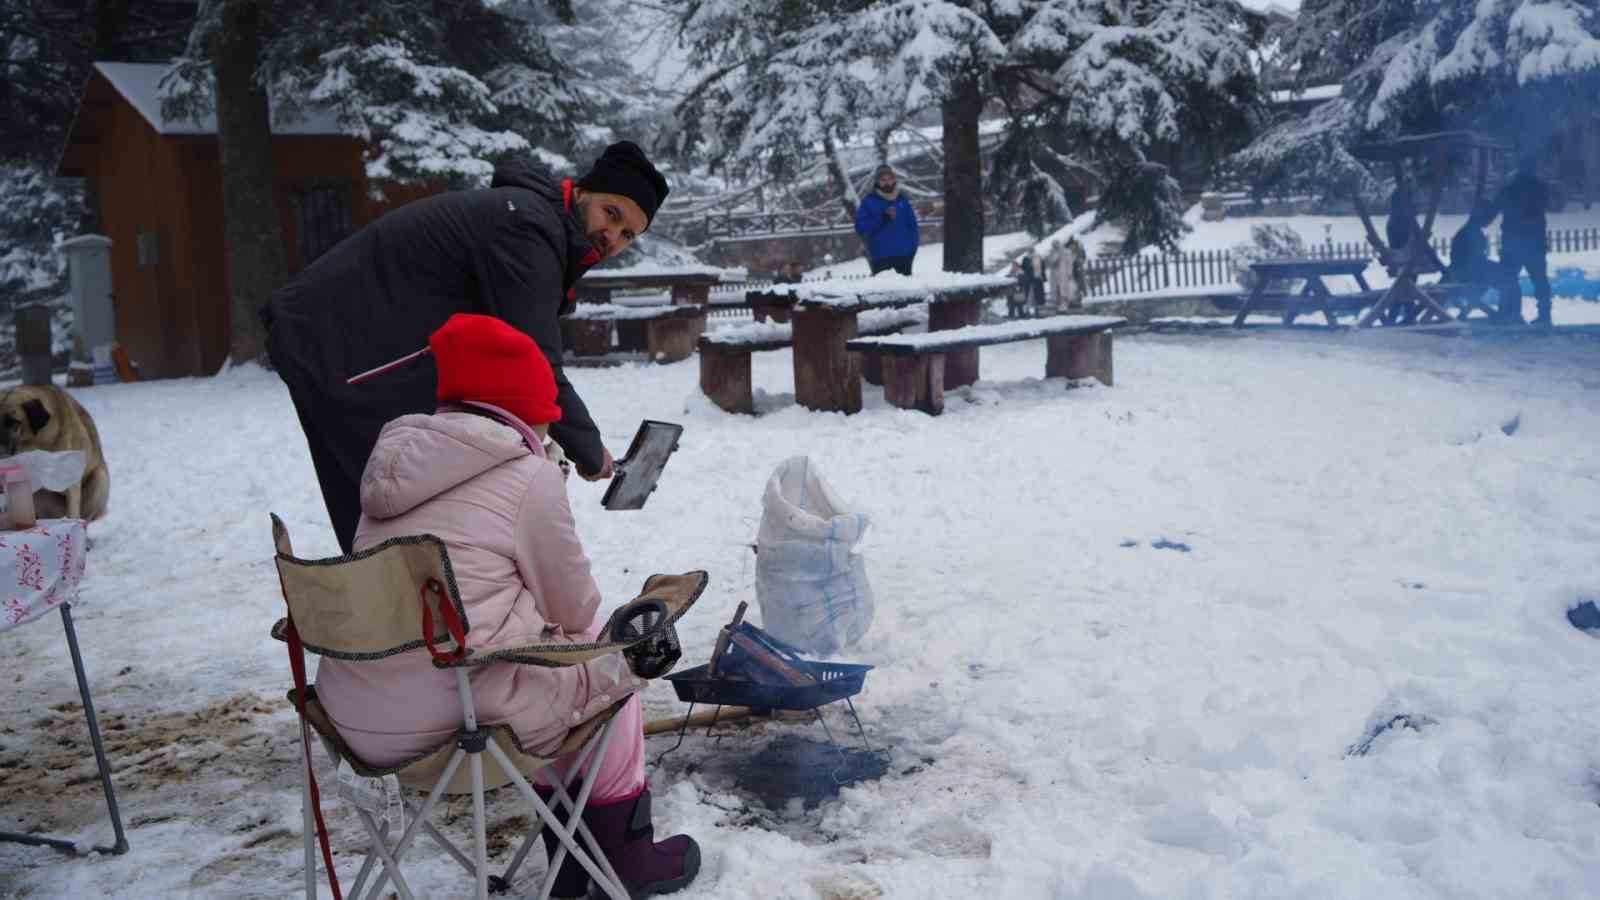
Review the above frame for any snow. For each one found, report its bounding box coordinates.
[587,263,748,281]
[847,315,1127,350]
[1269,83,1342,104]
[6,320,1600,897]
[705,307,928,347]
[564,304,699,321]
[10,322,1600,897]
[758,270,1014,308]
[99,63,343,136]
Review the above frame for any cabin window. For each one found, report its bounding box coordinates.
[293,184,352,266]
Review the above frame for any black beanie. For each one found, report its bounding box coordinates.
[577,141,670,226]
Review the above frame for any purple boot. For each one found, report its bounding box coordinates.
[534,786,590,899]
[580,788,700,899]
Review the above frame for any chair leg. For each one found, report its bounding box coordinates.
[472,753,489,900]
[300,721,319,899]
[359,749,466,900]
[355,810,417,900]
[500,825,542,888]
[484,734,629,900]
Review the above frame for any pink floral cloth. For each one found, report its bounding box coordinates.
[0,519,87,633]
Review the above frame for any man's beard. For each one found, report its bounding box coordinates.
[573,197,606,254]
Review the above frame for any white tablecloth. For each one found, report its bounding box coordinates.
[0,519,87,634]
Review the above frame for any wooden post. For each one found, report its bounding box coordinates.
[566,319,614,356]
[880,353,945,414]
[672,283,711,306]
[791,307,862,413]
[929,297,981,388]
[615,319,649,352]
[647,313,703,363]
[16,305,52,386]
[699,344,754,414]
[1046,331,1113,386]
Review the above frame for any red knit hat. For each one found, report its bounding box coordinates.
[429,314,562,426]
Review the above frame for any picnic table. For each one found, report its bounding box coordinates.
[562,303,706,363]
[1231,257,1374,327]
[1346,131,1512,327]
[574,264,746,306]
[747,273,1014,413]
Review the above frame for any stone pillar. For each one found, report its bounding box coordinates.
[60,234,115,364]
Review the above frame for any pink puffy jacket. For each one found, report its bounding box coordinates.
[315,410,642,767]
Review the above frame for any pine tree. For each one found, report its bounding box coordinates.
[671,0,1264,262]
[159,0,584,363]
[1235,0,1600,197]
[0,0,192,313]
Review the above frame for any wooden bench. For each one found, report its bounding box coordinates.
[845,315,1127,415]
[562,304,706,363]
[698,307,926,414]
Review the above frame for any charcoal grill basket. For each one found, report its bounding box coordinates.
[665,659,872,711]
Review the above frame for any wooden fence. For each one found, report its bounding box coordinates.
[1083,226,1600,299]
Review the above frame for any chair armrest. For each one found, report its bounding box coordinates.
[432,570,709,670]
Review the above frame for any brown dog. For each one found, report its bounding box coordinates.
[0,385,110,521]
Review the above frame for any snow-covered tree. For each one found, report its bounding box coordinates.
[160,0,586,362]
[672,0,1265,263]
[1235,0,1600,196]
[1,2,192,316]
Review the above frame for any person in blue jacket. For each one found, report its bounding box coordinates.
[854,164,920,275]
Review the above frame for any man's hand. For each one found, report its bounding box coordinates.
[582,448,616,481]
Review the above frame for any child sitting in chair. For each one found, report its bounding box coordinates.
[315,313,699,898]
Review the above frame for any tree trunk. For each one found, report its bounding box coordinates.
[823,136,857,219]
[212,0,285,365]
[941,72,984,273]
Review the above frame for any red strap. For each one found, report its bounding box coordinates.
[420,579,468,664]
[286,619,343,900]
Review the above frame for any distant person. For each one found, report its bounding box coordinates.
[1047,239,1084,310]
[1495,155,1553,326]
[1006,261,1028,318]
[1019,254,1041,317]
[854,164,919,275]
[1069,237,1088,302]
[1447,204,1518,322]
[1027,251,1048,311]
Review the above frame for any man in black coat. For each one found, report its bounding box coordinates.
[265,141,669,552]
[1494,155,1553,326]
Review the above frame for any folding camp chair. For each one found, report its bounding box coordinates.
[267,514,705,900]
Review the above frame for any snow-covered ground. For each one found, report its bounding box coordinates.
[5,324,1600,899]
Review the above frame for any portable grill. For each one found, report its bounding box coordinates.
[654,603,877,779]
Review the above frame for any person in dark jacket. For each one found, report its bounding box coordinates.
[854,164,919,275]
[1386,187,1415,255]
[265,141,669,552]
[1494,156,1553,326]
[1447,203,1519,321]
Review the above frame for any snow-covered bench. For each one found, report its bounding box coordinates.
[698,307,926,414]
[845,315,1127,415]
[561,303,707,363]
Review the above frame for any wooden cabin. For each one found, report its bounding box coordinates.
[56,62,436,378]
